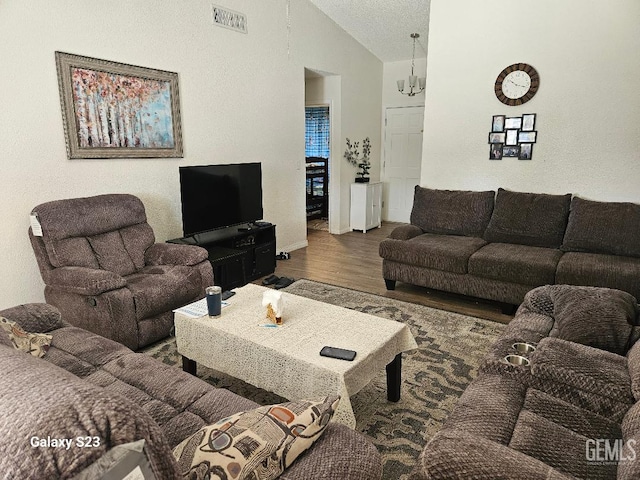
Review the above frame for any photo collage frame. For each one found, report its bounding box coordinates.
[488,113,537,160]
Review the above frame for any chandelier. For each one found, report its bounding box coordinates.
[397,33,426,97]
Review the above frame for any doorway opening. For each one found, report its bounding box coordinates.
[305,105,330,231]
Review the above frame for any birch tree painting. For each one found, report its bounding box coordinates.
[56,52,183,159]
[72,68,174,149]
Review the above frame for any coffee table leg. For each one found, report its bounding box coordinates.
[386,354,402,402]
[182,356,197,376]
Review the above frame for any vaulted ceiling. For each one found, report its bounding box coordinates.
[308,0,431,62]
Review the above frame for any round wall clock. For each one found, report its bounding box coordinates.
[494,63,539,106]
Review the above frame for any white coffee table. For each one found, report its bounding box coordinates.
[174,283,418,428]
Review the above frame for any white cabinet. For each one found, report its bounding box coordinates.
[350,182,383,232]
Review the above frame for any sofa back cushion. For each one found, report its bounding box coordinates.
[410,187,495,237]
[483,189,571,248]
[561,196,640,257]
[548,285,638,355]
[32,194,155,276]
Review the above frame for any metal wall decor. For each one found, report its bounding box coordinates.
[488,113,537,160]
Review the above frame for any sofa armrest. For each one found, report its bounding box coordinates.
[0,303,65,333]
[387,224,423,241]
[410,430,573,480]
[48,267,126,296]
[144,243,209,266]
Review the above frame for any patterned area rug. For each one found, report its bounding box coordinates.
[144,279,505,479]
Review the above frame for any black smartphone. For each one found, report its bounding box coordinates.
[221,290,236,301]
[320,346,357,361]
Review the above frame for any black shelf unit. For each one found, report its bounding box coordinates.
[168,223,276,291]
[306,157,328,220]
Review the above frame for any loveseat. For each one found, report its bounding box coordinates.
[380,187,640,306]
[0,303,382,479]
[410,284,640,479]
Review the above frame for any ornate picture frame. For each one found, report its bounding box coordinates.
[55,52,183,159]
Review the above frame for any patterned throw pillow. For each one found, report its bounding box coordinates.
[0,316,52,358]
[173,395,340,480]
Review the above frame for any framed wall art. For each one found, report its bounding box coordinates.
[491,115,505,132]
[487,113,537,160]
[55,52,183,159]
[519,143,533,160]
[488,132,506,144]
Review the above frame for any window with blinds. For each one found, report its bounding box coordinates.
[305,106,330,158]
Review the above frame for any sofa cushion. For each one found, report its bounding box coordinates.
[84,224,154,276]
[510,406,617,479]
[619,402,640,479]
[562,196,640,257]
[125,265,203,320]
[483,189,571,248]
[43,326,131,378]
[410,187,495,237]
[413,429,574,480]
[379,233,486,274]
[0,343,180,478]
[85,351,260,448]
[531,337,633,403]
[468,243,562,286]
[522,388,621,441]
[548,285,638,354]
[34,193,148,240]
[556,252,640,301]
[88,231,138,276]
[34,194,150,269]
[439,373,527,445]
[172,396,339,480]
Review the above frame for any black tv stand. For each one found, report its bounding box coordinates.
[168,223,276,291]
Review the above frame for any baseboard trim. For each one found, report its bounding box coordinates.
[279,240,308,252]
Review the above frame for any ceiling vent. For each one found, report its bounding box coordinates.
[211,4,248,34]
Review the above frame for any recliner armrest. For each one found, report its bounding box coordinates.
[387,224,423,241]
[48,267,126,296]
[0,303,66,333]
[144,243,209,266]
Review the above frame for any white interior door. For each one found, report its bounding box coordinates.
[382,106,425,223]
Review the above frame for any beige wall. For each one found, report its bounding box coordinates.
[0,0,382,308]
[422,0,640,201]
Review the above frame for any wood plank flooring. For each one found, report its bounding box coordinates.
[267,222,514,324]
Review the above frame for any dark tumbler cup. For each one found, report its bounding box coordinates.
[206,286,222,317]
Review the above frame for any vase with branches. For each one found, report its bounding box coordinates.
[344,137,371,183]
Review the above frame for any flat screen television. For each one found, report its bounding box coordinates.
[179,162,263,236]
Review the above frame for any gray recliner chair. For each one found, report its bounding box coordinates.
[28,193,213,350]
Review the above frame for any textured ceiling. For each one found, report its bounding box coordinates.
[308,0,431,62]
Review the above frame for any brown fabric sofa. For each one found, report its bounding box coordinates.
[29,194,213,350]
[0,303,382,479]
[380,187,640,305]
[410,284,640,479]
